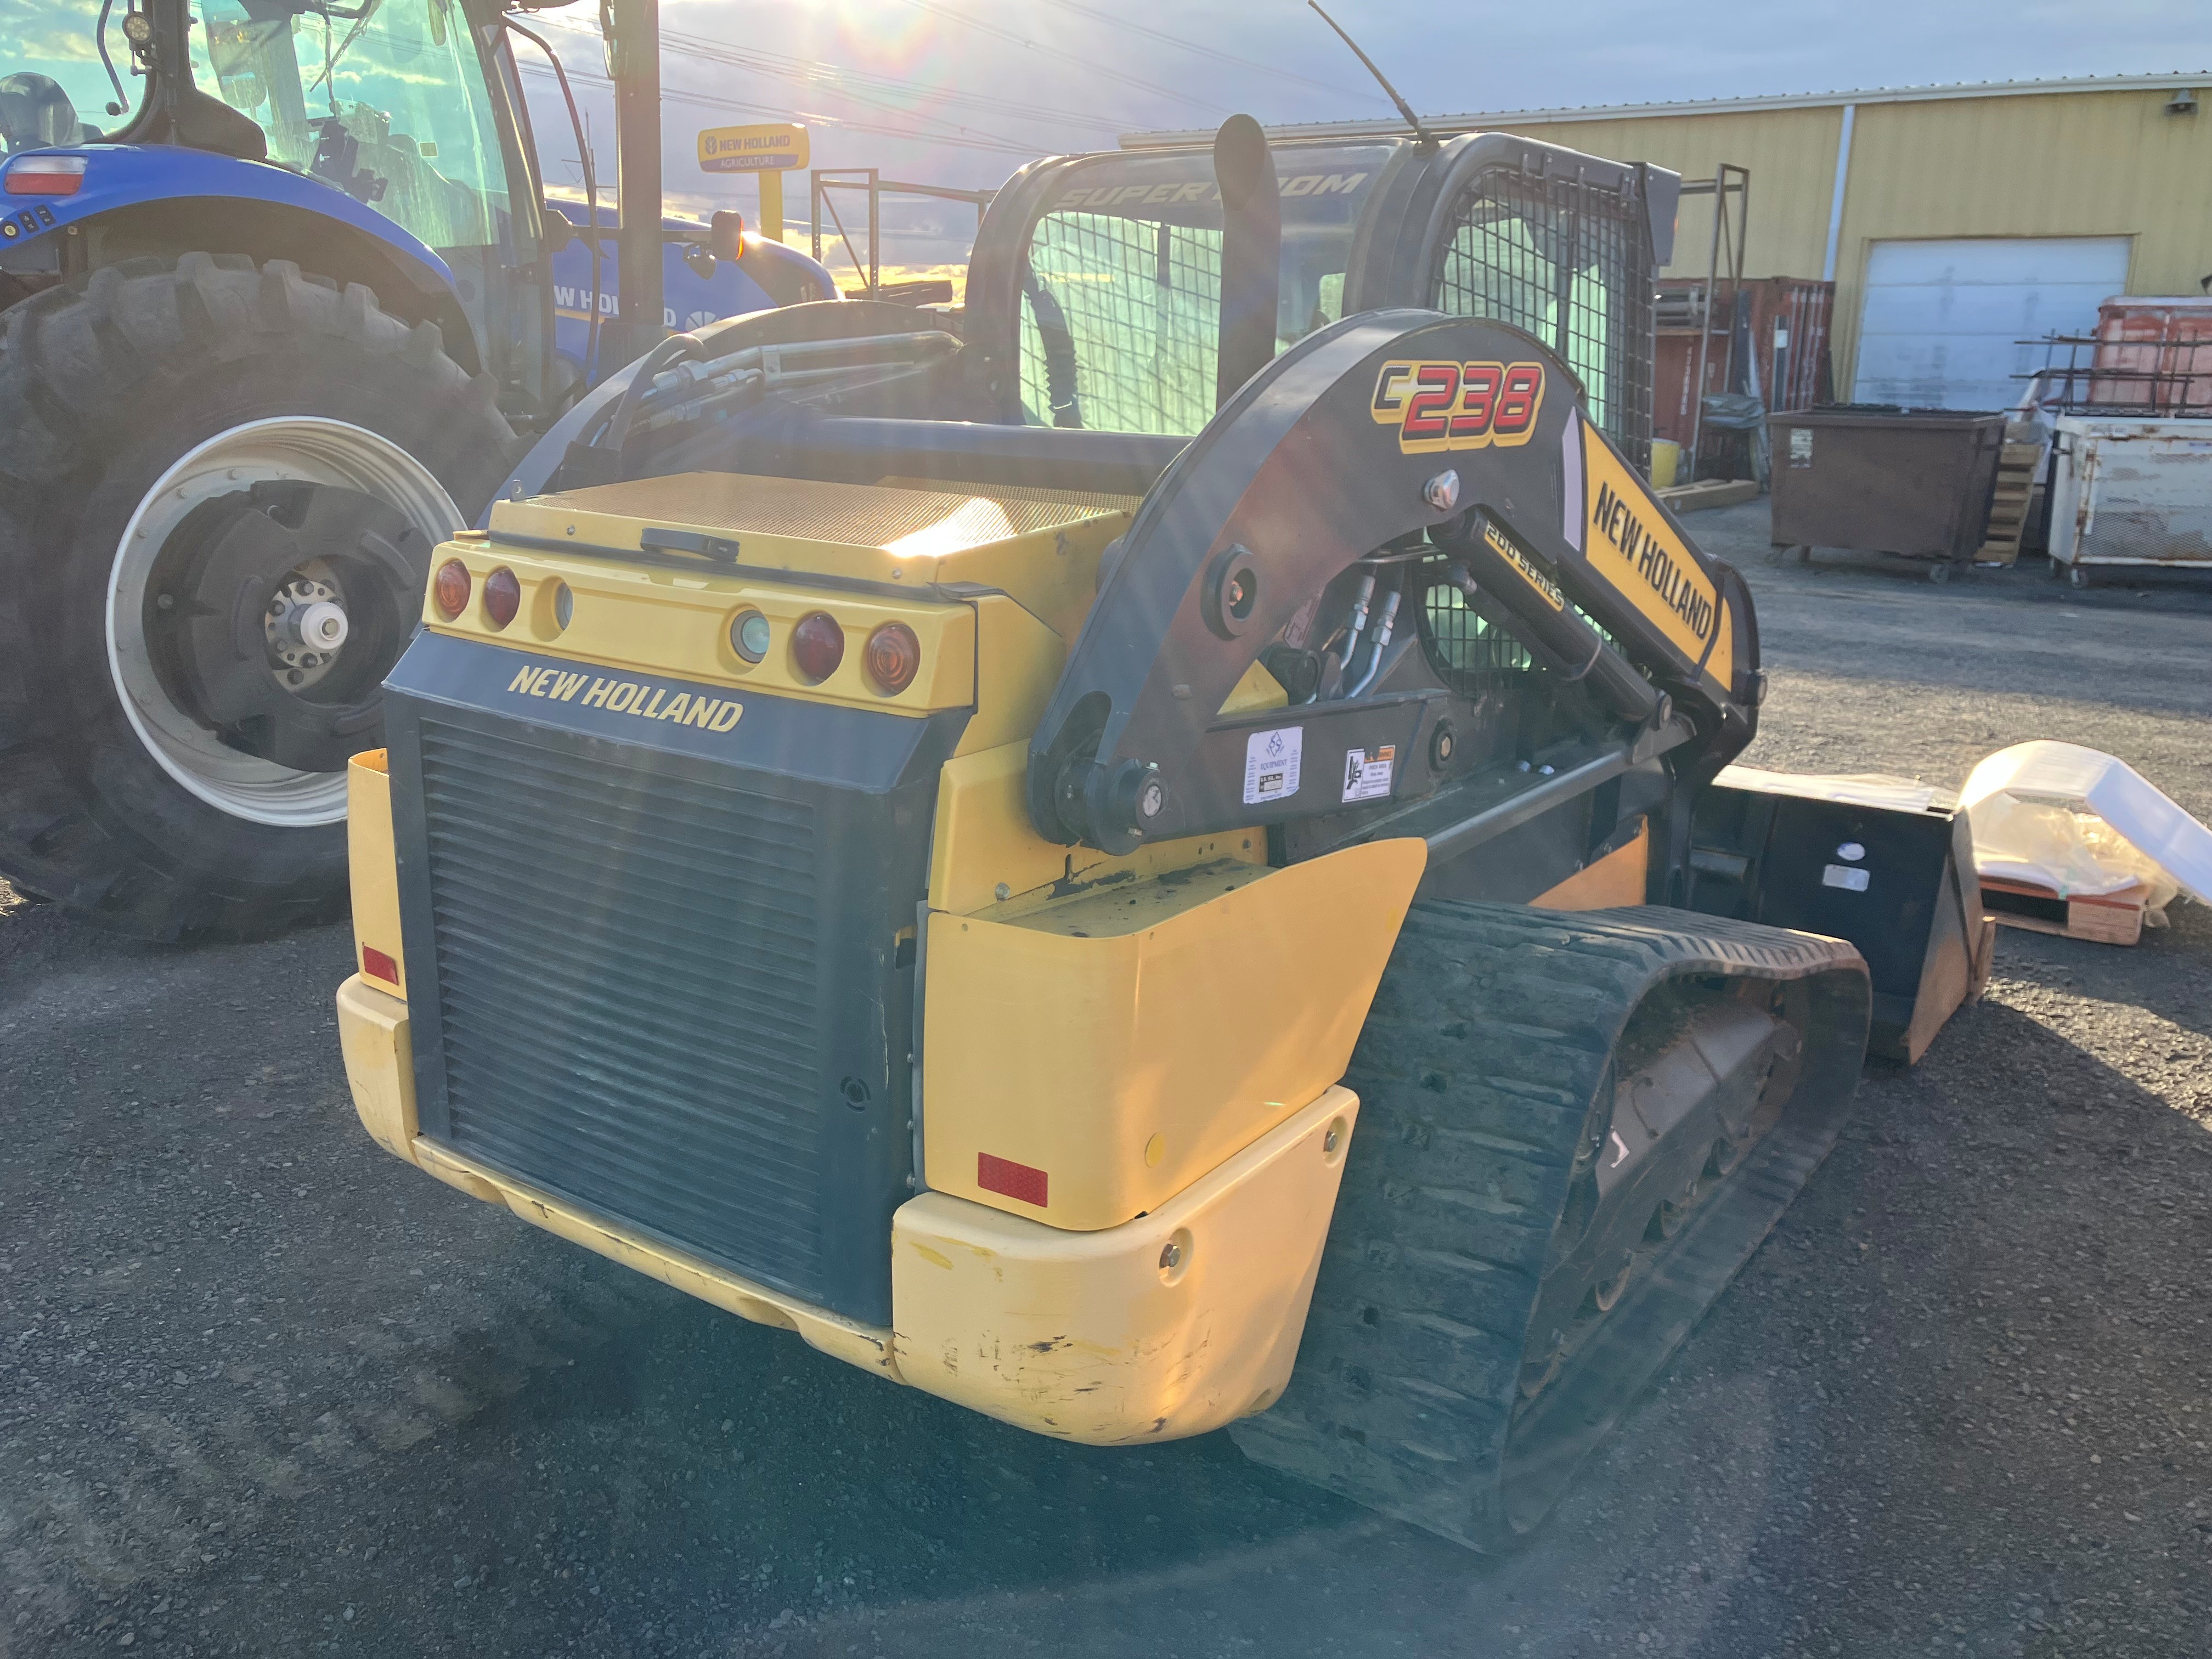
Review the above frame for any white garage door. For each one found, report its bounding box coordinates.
[1852,236,2131,410]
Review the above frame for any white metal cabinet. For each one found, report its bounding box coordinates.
[2046,416,2212,583]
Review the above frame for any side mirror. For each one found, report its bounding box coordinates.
[708,210,747,262]
[540,204,580,250]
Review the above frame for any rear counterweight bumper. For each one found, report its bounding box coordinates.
[336,974,1356,1442]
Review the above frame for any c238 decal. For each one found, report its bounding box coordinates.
[1370,359,1545,455]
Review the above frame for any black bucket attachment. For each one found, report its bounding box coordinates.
[1685,768,1994,1064]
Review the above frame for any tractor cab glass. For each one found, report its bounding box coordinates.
[0,0,143,149]
[1014,142,1391,435]
[184,0,511,256]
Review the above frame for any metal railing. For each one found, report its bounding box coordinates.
[808,170,994,300]
[2021,333,2212,419]
[1675,165,1749,465]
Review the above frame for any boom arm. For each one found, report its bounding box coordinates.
[1025,309,1760,856]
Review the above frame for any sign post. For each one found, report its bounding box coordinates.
[697,122,809,242]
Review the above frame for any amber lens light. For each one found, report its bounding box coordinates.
[864,622,922,694]
[432,558,471,619]
[482,567,521,629]
[791,612,844,681]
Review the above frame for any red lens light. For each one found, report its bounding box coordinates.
[791,612,845,682]
[864,621,922,694]
[361,945,400,986]
[483,566,521,629]
[432,558,471,619]
[5,156,86,196]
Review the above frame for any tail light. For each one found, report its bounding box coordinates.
[730,608,770,663]
[864,622,922,694]
[791,612,844,682]
[432,558,471,619]
[5,156,86,196]
[482,566,521,629]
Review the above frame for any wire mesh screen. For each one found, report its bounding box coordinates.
[1420,568,1638,698]
[1419,577,1534,697]
[1020,213,1222,435]
[1431,169,1654,471]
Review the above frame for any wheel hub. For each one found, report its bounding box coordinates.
[106,415,463,828]
[264,578,353,686]
[145,480,429,774]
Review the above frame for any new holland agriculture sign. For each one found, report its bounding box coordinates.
[698,123,809,173]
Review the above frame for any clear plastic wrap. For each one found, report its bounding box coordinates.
[1960,742,2210,923]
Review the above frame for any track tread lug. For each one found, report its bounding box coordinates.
[1230,900,1870,1550]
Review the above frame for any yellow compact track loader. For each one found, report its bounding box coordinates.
[336,120,1987,1548]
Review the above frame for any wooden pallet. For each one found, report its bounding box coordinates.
[1974,442,2044,567]
[1980,876,2148,946]
[1659,477,1760,514]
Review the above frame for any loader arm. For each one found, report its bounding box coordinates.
[1025,308,1761,857]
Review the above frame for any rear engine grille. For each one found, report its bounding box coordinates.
[415,720,828,1297]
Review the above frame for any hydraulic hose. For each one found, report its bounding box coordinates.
[600,332,704,458]
[1343,589,1402,698]
[1021,265,1082,428]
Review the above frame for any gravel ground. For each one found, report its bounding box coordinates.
[3,505,2210,1658]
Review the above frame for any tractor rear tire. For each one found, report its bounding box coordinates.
[0,255,514,940]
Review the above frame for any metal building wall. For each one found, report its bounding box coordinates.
[1493,87,2212,393]
[1135,80,2212,394]
[1484,108,1843,285]
[1828,88,2212,385]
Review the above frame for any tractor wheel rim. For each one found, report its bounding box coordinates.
[106,417,460,827]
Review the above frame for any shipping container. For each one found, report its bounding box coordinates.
[1656,276,1835,475]
[2088,297,2212,414]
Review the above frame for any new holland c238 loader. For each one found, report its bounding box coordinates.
[334,118,1988,1547]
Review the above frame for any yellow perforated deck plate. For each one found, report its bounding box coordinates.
[494,472,1136,586]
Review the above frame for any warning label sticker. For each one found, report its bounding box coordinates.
[1243,726,1302,805]
[1341,744,1396,803]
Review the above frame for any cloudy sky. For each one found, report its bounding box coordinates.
[514,0,2211,273]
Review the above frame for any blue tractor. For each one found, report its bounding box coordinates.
[0,0,836,936]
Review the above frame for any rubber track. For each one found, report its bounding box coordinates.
[1229,901,1870,1550]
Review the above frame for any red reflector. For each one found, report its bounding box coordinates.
[791,611,845,682]
[5,157,86,196]
[361,945,400,986]
[482,565,521,629]
[977,1153,1047,1207]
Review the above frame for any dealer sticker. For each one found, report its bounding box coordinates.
[1341,744,1396,803]
[1243,726,1302,805]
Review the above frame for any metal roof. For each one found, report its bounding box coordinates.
[1121,72,2211,148]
